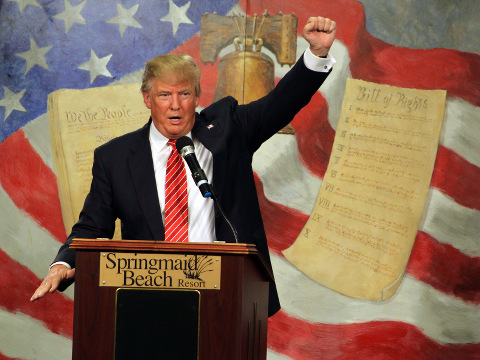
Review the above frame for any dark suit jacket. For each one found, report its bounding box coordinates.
[54,54,331,316]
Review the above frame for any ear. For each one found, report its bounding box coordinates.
[142,91,151,109]
[195,96,199,108]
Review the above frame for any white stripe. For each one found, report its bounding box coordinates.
[165,184,187,203]
[165,204,187,224]
[225,3,245,16]
[317,40,351,131]
[441,97,480,168]
[22,112,55,171]
[175,226,189,242]
[166,162,184,181]
[271,253,480,344]
[267,349,293,360]
[166,186,186,202]
[273,38,351,132]
[166,175,186,193]
[420,189,480,257]
[253,133,321,214]
[0,183,74,299]
[0,309,72,360]
[167,221,188,241]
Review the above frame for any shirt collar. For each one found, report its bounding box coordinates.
[149,122,192,152]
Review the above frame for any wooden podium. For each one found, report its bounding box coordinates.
[70,238,273,360]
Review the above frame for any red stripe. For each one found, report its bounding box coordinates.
[431,146,480,211]
[253,173,309,253]
[291,92,333,179]
[165,188,187,209]
[351,30,480,108]
[0,351,24,360]
[254,175,480,305]
[0,248,73,338]
[166,153,182,170]
[165,169,184,189]
[409,231,480,304]
[172,226,189,243]
[165,182,187,201]
[165,199,188,220]
[0,130,66,241]
[165,225,188,242]
[165,224,188,242]
[165,211,188,232]
[268,310,480,360]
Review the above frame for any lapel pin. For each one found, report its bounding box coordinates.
[207,124,214,130]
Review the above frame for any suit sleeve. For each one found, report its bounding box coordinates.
[52,147,117,268]
[233,53,331,154]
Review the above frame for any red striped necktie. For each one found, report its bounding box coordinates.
[164,139,188,242]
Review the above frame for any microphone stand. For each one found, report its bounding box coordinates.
[209,190,239,244]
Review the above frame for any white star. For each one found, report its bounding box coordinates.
[16,37,53,74]
[106,3,142,37]
[7,0,41,13]
[78,50,113,84]
[0,87,27,121]
[53,0,87,33]
[160,0,194,36]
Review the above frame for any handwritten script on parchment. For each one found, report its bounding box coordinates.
[48,83,150,239]
[283,79,446,300]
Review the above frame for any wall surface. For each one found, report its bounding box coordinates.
[0,0,479,359]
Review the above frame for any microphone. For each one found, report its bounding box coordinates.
[176,136,213,198]
[176,136,239,243]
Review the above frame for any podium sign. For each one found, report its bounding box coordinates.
[70,239,273,360]
[99,252,221,289]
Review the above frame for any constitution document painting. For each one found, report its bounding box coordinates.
[284,79,446,300]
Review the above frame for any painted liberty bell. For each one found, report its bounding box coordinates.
[200,11,298,134]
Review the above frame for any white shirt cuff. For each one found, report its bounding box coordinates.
[50,261,72,270]
[303,47,336,73]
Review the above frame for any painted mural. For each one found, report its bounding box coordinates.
[0,0,479,359]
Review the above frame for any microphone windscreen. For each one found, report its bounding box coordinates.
[176,136,194,153]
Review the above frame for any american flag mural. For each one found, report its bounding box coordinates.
[1,0,479,359]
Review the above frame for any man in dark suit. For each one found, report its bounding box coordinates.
[31,16,337,316]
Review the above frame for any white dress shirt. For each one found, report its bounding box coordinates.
[149,125,216,243]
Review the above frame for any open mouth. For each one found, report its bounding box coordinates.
[169,116,181,123]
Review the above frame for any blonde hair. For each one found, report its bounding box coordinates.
[141,54,201,96]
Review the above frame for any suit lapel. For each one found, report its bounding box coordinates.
[127,121,165,240]
[192,116,227,202]
[126,115,227,241]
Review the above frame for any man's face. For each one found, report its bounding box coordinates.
[142,77,199,139]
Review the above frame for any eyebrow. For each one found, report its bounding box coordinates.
[156,87,193,94]
[178,88,193,93]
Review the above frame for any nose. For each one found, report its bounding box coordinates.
[170,93,180,110]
